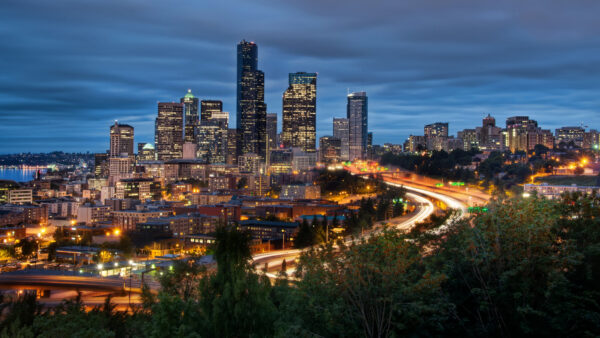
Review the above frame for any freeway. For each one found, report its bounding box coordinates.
[0,270,147,293]
[253,190,444,276]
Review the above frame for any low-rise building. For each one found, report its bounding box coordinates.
[77,204,112,225]
[524,183,600,199]
[8,189,33,204]
[280,184,321,200]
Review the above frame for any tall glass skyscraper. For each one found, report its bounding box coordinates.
[181,89,199,144]
[281,72,317,152]
[155,102,184,161]
[266,113,278,151]
[333,118,350,161]
[347,92,368,160]
[236,40,267,159]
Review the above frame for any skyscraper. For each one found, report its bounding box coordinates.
[200,100,223,123]
[424,122,449,151]
[333,118,350,161]
[236,40,267,160]
[226,128,237,165]
[347,92,368,160]
[281,72,317,152]
[198,112,229,163]
[110,122,134,157]
[266,113,278,152]
[155,102,184,161]
[181,90,199,144]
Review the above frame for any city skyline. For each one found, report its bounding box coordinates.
[2,1,600,153]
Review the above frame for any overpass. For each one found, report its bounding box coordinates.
[0,270,151,294]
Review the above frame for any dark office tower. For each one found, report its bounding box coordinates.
[281,72,317,152]
[347,92,368,160]
[226,128,237,165]
[94,153,109,178]
[319,136,341,163]
[180,89,199,144]
[483,114,496,128]
[333,118,350,161]
[236,39,267,159]
[155,102,184,161]
[266,113,278,152]
[367,132,373,160]
[200,100,223,123]
[110,122,134,157]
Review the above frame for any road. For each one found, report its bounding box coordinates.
[253,189,455,278]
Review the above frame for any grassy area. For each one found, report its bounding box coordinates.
[535,175,599,186]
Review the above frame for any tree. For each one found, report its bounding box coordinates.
[295,218,314,248]
[292,231,449,337]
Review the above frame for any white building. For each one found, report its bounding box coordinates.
[524,183,600,199]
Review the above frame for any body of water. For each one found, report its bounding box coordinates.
[0,168,42,182]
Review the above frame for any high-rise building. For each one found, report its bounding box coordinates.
[137,143,155,161]
[200,100,223,123]
[478,114,503,151]
[408,135,427,152]
[266,113,278,152]
[555,126,585,148]
[110,122,134,157]
[155,102,184,161]
[281,72,317,152]
[319,136,341,163]
[347,92,368,160]
[424,122,449,151]
[505,116,553,152]
[367,132,373,159]
[198,112,229,163]
[457,129,479,151]
[236,40,267,160]
[226,128,237,165]
[333,118,350,161]
[94,153,109,178]
[181,90,199,144]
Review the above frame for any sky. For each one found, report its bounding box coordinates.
[1,0,599,153]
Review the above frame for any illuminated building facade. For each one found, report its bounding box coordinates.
[282,72,317,152]
[181,89,199,144]
[424,122,449,151]
[555,126,585,148]
[198,112,228,163]
[236,40,267,160]
[137,143,155,161]
[333,118,350,161]
[155,102,184,161]
[200,100,222,123]
[347,92,368,160]
[115,178,161,201]
[226,128,237,165]
[110,122,134,157]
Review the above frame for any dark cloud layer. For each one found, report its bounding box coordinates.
[1,0,599,153]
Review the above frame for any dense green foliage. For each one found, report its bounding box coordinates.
[316,169,381,195]
[4,194,600,337]
[381,149,477,182]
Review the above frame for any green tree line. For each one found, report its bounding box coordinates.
[2,193,600,337]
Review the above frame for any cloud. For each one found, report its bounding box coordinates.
[0,0,599,152]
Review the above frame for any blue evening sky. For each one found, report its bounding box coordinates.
[1,0,599,153]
